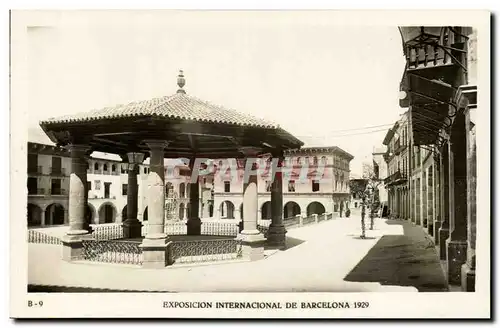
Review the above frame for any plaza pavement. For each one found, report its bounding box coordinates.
[28,213,447,292]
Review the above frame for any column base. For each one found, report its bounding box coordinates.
[140,234,169,268]
[238,230,266,261]
[122,220,143,239]
[446,239,468,285]
[186,218,201,235]
[438,227,449,260]
[267,224,287,250]
[433,221,441,245]
[61,230,90,261]
[461,262,476,292]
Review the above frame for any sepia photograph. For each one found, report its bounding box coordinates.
[9,9,491,319]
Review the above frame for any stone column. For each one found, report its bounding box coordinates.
[62,144,91,261]
[439,141,450,260]
[434,155,442,244]
[140,141,169,268]
[238,147,265,261]
[446,113,468,285]
[123,152,144,238]
[187,160,201,235]
[462,103,477,291]
[267,152,286,249]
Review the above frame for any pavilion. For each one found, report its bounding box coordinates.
[39,71,304,268]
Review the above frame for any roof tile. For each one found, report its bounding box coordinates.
[41,93,278,129]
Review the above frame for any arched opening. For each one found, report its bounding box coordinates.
[122,205,127,221]
[283,201,300,219]
[179,183,185,198]
[98,203,117,224]
[219,201,235,219]
[239,203,243,220]
[179,203,185,220]
[45,203,65,225]
[261,201,271,220]
[143,207,148,221]
[27,204,43,227]
[86,204,96,224]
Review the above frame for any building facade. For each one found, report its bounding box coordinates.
[27,141,210,227]
[372,146,389,216]
[382,111,410,220]
[213,146,353,222]
[398,26,478,290]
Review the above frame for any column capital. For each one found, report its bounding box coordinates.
[126,152,145,164]
[239,146,262,157]
[144,140,169,150]
[270,148,285,158]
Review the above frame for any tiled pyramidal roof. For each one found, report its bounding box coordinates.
[41,92,278,129]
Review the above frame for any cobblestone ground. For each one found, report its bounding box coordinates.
[344,219,448,292]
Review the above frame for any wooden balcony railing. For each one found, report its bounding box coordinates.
[50,167,67,176]
[28,165,43,174]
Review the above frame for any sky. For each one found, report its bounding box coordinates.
[26,11,406,176]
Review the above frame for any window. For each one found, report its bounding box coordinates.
[296,157,302,165]
[313,156,318,166]
[321,156,327,164]
[312,180,320,192]
[94,163,99,170]
[95,180,101,190]
[304,157,309,165]
[144,167,147,174]
[265,181,272,192]
[103,164,108,171]
[27,177,37,195]
[87,181,91,192]
[28,154,38,173]
[122,184,128,196]
[51,179,62,195]
[224,181,231,193]
[112,164,116,172]
[121,166,126,174]
[288,180,295,192]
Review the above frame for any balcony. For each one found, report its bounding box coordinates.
[28,165,43,175]
[384,170,408,187]
[399,26,467,146]
[28,188,46,196]
[50,167,67,176]
[49,189,67,196]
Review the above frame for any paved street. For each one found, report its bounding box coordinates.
[28,214,447,292]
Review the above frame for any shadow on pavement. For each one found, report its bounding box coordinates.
[28,285,169,293]
[284,236,305,250]
[344,219,448,292]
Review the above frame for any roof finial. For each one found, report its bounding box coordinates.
[177,69,186,94]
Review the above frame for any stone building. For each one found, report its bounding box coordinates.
[372,146,389,216]
[27,138,207,227]
[398,26,477,291]
[212,146,353,222]
[382,111,410,219]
